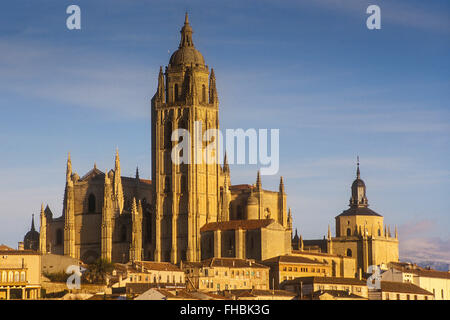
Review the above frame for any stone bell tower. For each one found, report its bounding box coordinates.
[151,13,221,263]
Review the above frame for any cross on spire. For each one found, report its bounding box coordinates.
[356,156,360,179]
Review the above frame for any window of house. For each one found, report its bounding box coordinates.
[346,249,352,257]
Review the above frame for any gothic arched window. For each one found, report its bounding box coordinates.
[56,229,63,245]
[88,194,96,213]
[346,249,352,257]
[347,228,352,236]
[120,225,127,242]
[165,121,172,148]
[174,84,179,101]
[181,175,187,192]
[202,84,206,103]
[165,176,171,192]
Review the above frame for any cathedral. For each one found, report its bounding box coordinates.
[23,15,399,272]
[28,14,292,265]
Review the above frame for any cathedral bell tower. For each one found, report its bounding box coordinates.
[151,14,221,263]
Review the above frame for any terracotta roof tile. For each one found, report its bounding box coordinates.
[263,255,327,265]
[200,219,274,232]
[380,281,433,295]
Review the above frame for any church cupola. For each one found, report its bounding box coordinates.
[168,13,205,67]
[349,157,369,208]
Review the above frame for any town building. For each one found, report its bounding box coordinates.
[262,255,331,289]
[113,260,185,290]
[290,250,357,278]
[369,280,434,300]
[182,257,269,292]
[281,276,368,299]
[381,262,450,300]
[0,245,41,300]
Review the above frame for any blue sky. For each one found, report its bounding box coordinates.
[0,0,449,263]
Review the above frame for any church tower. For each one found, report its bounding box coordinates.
[64,152,76,258]
[151,14,221,263]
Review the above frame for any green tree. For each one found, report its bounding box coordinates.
[82,258,114,284]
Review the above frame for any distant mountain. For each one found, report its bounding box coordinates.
[401,259,450,272]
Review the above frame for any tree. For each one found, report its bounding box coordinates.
[82,258,114,284]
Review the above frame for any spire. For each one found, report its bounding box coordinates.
[256,170,261,190]
[31,214,35,232]
[66,152,72,181]
[131,197,138,215]
[179,12,194,48]
[94,162,97,170]
[349,157,368,208]
[157,66,165,102]
[39,203,47,254]
[223,152,229,173]
[209,68,218,104]
[395,225,398,239]
[136,166,140,180]
[279,176,285,193]
[114,149,124,214]
[356,156,360,179]
[327,224,331,240]
[138,199,143,215]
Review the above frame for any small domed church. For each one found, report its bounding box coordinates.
[25,14,293,264]
[293,159,399,275]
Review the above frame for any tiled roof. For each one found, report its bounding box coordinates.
[263,255,327,265]
[229,184,252,190]
[0,249,40,255]
[380,281,433,295]
[231,289,296,298]
[200,219,274,232]
[312,290,367,299]
[337,206,382,217]
[292,250,342,259]
[184,257,269,269]
[283,276,366,286]
[133,261,183,272]
[390,262,450,280]
[0,244,14,251]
